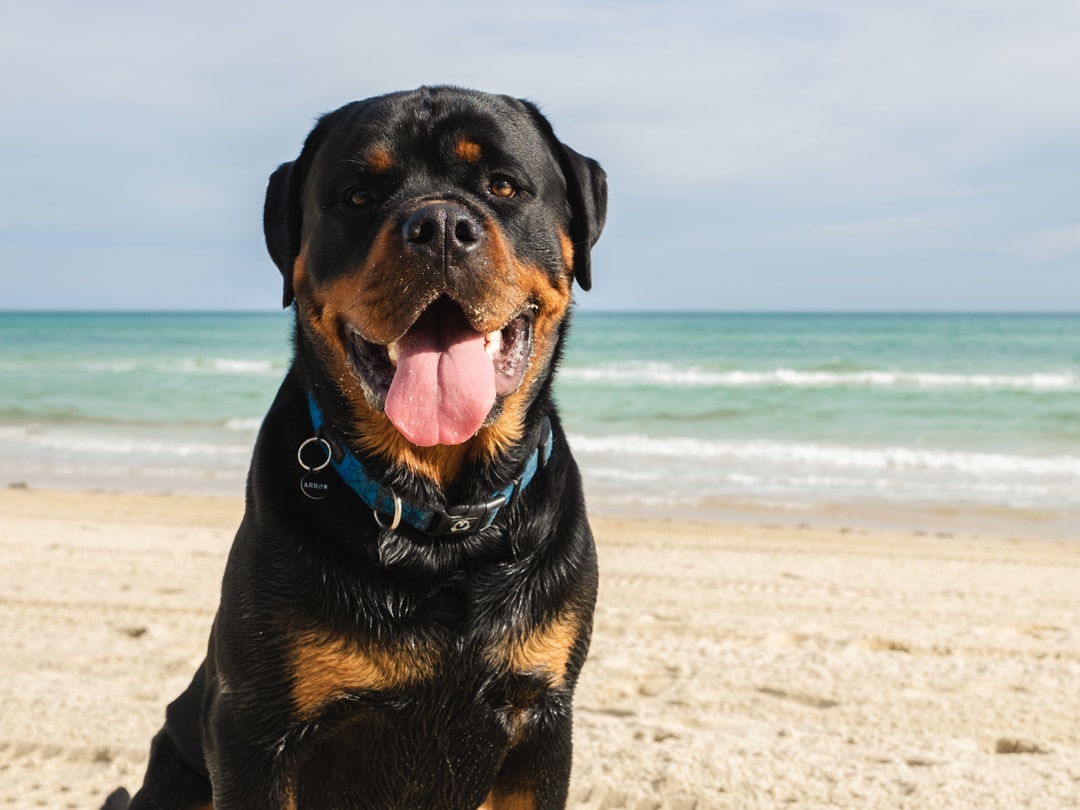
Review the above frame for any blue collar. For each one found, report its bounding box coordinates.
[302,393,552,537]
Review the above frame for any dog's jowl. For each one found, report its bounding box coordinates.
[105,86,606,810]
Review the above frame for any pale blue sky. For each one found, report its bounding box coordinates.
[2,1,1078,311]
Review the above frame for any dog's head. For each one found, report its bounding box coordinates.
[264,87,606,480]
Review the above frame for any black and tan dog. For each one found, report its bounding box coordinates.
[106,87,606,810]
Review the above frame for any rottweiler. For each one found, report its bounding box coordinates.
[104,86,606,810]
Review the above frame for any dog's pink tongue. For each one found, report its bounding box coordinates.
[384,306,496,447]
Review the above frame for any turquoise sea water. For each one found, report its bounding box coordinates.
[2,312,1078,535]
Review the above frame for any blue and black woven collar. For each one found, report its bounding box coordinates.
[300,393,552,537]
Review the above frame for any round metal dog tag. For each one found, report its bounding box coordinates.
[300,471,330,500]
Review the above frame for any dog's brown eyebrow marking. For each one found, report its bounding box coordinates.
[455,137,482,163]
[366,146,394,173]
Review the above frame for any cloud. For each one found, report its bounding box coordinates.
[770,206,995,252]
[1017,224,1080,261]
[2,0,1080,310]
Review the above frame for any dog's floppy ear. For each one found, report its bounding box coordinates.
[263,161,302,308]
[556,144,607,291]
[521,99,608,291]
[264,109,352,306]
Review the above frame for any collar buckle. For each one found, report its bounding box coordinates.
[427,494,508,537]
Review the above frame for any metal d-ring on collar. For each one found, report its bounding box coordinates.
[297,436,332,472]
[372,491,402,531]
[300,393,553,537]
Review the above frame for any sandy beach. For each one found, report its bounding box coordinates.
[2,487,1078,809]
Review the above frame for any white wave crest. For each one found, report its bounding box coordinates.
[224,418,263,432]
[3,429,251,459]
[2,357,285,376]
[566,434,1080,478]
[561,364,1078,391]
[175,358,283,375]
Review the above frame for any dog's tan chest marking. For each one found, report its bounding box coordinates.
[489,610,581,686]
[288,632,436,719]
[479,790,536,810]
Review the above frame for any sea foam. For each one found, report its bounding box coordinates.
[566,434,1080,477]
[561,364,1078,391]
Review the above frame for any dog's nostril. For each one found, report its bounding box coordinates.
[404,213,437,245]
[416,221,436,244]
[403,203,484,254]
[455,218,480,244]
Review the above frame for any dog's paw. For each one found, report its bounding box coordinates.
[100,787,131,810]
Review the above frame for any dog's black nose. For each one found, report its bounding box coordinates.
[402,202,484,260]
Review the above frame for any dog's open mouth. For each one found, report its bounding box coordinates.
[347,298,535,447]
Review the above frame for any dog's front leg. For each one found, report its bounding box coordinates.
[481,695,576,810]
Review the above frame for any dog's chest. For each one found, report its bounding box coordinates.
[284,630,567,809]
[286,609,576,720]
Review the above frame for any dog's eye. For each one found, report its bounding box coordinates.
[347,189,375,207]
[488,179,517,199]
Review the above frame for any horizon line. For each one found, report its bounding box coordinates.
[2,308,1079,317]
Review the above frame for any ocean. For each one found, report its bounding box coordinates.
[2,312,1078,537]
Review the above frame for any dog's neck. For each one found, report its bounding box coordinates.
[301,392,552,538]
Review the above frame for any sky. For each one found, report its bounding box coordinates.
[2,1,1078,312]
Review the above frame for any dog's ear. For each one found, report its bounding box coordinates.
[263,160,302,308]
[264,108,353,306]
[556,144,607,291]
[520,100,607,291]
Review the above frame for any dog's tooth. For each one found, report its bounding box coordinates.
[388,341,399,366]
[485,330,502,358]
